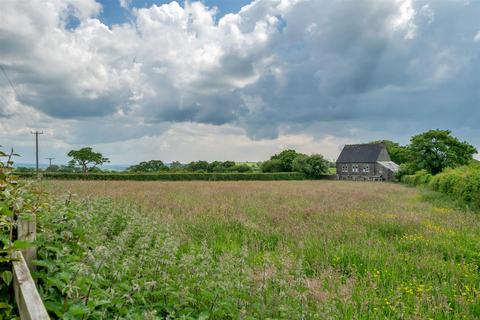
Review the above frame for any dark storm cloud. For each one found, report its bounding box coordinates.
[1,0,479,148]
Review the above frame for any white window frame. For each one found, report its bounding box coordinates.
[363,165,370,173]
[342,165,348,172]
[352,164,359,173]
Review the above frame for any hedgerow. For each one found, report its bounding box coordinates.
[401,170,432,186]
[16,172,307,181]
[402,164,480,209]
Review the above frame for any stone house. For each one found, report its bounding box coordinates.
[336,143,400,181]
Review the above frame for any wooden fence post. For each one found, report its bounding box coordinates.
[13,216,50,320]
[12,251,50,320]
[17,217,37,273]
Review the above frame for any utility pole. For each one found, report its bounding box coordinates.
[30,131,44,178]
[45,157,55,167]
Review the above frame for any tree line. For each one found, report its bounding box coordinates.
[14,129,478,179]
[16,147,332,178]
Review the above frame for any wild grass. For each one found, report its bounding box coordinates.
[38,180,480,319]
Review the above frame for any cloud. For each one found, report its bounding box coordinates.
[119,0,132,9]
[1,0,479,162]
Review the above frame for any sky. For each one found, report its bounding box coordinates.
[1,0,479,165]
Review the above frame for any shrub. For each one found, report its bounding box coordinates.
[260,159,284,173]
[228,164,252,173]
[401,170,432,186]
[404,164,480,209]
[429,164,480,209]
[292,154,329,178]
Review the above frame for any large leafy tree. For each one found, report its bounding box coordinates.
[408,129,477,174]
[270,149,305,172]
[127,160,169,173]
[292,154,329,178]
[67,147,109,173]
[370,140,410,164]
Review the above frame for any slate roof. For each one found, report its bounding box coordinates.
[336,143,389,163]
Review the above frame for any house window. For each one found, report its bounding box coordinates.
[342,165,348,172]
[363,165,369,173]
[352,164,359,172]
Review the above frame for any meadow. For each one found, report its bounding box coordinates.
[36,180,480,319]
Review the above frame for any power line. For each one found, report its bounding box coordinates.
[0,65,19,97]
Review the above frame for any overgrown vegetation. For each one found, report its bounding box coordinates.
[37,180,480,319]
[0,149,42,318]
[403,163,480,210]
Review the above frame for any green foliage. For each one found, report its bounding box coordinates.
[14,166,35,173]
[35,198,313,319]
[169,161,184,172]
[228,164,252,173]
[0,148,40,318]
[45,165,60,172]
[370,140,410,164]
[67,147,110,173]
[127,160,169,173]
[403,163,480,210]
[270,149,305,172]
[186,161,209,172]
[16,172,306,181]
[292,154,329,178]
[38,179,480,318]
[207,161,236,173]
[401,170,433,186]
[408,129,477,174]
[429,164,480,209]
[260,159,284,173]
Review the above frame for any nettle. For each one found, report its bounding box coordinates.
[0,148,42,318]
[34,198,314,319]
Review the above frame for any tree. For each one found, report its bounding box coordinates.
[408,129,477,174]
[67,147,109,173]
[169,161,184,172]
[186,161,209,172]
[370,140,410,164]
[127,160,169,173]
[260,159,283,173]
[207,161,237,172]
[270,149,305,172]
[292,154,329,178]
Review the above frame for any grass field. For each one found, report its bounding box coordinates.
[38,180,480,319]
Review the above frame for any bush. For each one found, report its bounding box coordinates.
[403,164,480,209]
[16,172,306,181]
[270,150,305,172]
[401,170,432,186]
[260,159,284,173]
[292,154,329,178]
[228,164,252,173]
[429,165,480,208]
